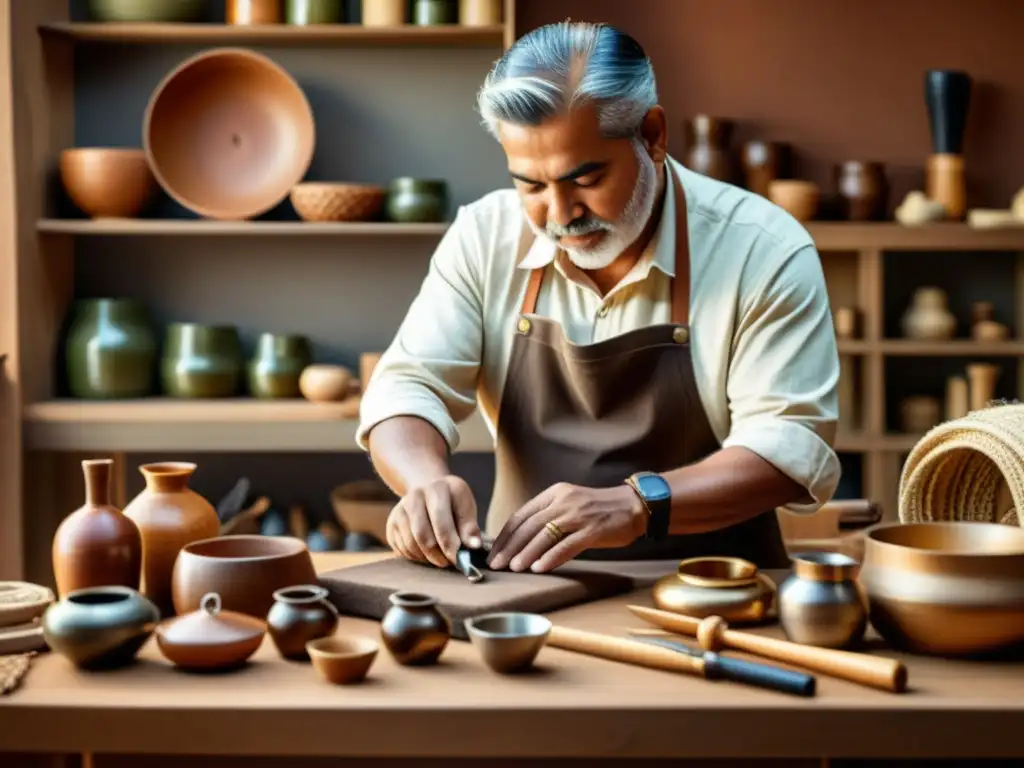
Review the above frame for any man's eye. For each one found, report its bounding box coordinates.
[575,176,602,188]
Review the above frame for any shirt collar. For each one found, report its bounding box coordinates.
[516,157,680,281]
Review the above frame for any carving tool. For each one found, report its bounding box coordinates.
[627,605,907,693]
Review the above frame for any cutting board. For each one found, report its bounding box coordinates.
[320,556,662,640]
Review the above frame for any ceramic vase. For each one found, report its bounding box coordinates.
[900,287,956,340]
[741,140,788,198]
[267,585,339,660]
[386,179,449,223]
[247,333,313,399]
[42,585,160,669]
[226,0,283,24]
[52,459,142,599]
[161,323,243,398]
[966,363,1000,411]
[380,591,451,665]
[286,0,342,24]
[415,0,455,24]
[835,161,888,221]
[123,462,220,617]
[683,116,735,184]
[64,298,157,399]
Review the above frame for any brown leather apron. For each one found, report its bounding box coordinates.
[486,167,791,568]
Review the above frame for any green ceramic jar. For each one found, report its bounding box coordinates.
[286,0,343,24]
[161,324,243,398]
[247,333,313,399]
[386,178,449,223]
[414,0,455,24]
[87,0,208,22]
[64,298,157,399]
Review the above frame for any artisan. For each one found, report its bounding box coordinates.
[357,21,841,574]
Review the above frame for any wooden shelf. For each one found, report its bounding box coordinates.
[22,399,494,453]
[38,22,506,47]
[37,219,451,236]
[838,339,1024,356]
[806,222,1024,251]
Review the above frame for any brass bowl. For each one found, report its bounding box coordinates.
[861,521,1024,656]
[651,556,777,625]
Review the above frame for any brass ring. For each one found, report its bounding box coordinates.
[544,521,565,543]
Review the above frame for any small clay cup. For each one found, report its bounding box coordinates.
[267,584,339,660]
[380,591,450,665]
[307,636,379,684]
[768,180,819,222]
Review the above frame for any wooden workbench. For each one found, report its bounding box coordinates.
[0,552,1021,766]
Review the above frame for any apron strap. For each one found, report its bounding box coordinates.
[520,163,690,322]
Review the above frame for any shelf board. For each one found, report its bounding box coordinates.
[838,339,1024,356]
[39,22,506,47]
[806,222,1024,251]
[23,399,494,453]
[37,219,451,236]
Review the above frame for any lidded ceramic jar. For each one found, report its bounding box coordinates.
[64,298,157,399]
[161,323,243,398]
[386,178,449,223]
[267,584,339,659]
[247,333,313,399]
[123,461,221,617]
[778,552,866,649]
[380,591,451,665]
[900,287,956,340]
[155,592,266,670]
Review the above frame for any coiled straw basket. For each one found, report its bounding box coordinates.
[899,402,1022,528]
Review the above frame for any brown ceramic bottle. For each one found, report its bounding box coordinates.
[683,116,736,184]
[52,459,142,599]
[123,462,221,616]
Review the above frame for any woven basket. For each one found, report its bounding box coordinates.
[290,182,387,222]
[899,402,1024,528]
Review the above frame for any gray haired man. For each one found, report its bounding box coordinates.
[357,21,841,574]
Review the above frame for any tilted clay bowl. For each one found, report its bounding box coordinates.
[860,521,1024,656]
[307,636,379,684]
[171,535,318,619]
[144,48,315,221]
[652,556,777,625]
[59,148,157,218]
[290,183,387,222]
[768,180,820,222]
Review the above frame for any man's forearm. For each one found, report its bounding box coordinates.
[366,416,452,496]
[662,447,807,535]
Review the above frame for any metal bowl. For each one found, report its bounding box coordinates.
[465,612,551,674]
[861,521,1024,656]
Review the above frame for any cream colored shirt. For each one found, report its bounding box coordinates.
[357,157,841,514]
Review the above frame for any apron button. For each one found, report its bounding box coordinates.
[517,317,532,334]
[673,326,689,344]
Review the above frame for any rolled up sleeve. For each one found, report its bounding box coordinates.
[720,243,841,514]
[356,207,484,452]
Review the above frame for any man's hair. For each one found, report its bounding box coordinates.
[477,21,658,141]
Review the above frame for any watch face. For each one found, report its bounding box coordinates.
[635,473,671,502]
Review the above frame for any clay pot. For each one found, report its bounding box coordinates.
[973,320,1009,341]
[740,140,788,198]
[227,0,283,24]
[123,462,221,617]
[247,333,313,399]
[286,0,342,24]
[299,364,353,403]
[86,0,207,21]
[900,287,956,340]
[415,0,455,24]
[161,323,243,398]
[144,49,315,221]
[155,592,267,670]
[835,161,888,221]
[52,459,142,599]
[267,584,339,660]
[64,298,158,399]
[380,591,451,665]
[60,148,157,219]
[683,116,735,184]
[459,0,501,25]
[171,535,318,618]
[42,586,160,669]
[362,0,407,25]
[768,180,819,222]
[386,178,449,223]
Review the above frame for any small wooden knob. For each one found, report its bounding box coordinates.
[697,616,727,650]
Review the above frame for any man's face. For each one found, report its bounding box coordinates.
[499,104,659,270]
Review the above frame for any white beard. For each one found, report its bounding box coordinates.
[527,140,660,271]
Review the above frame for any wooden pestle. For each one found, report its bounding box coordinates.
[628,605,907,693]
[548,625,703,675]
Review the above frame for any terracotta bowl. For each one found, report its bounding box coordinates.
[144,49,315,221]
[170,535,318,618]
[307,636,379,684]
[290,183,387,222]
[59,148,157,218]
[768,180,820,222]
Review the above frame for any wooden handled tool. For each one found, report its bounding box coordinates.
[627,605,907,693]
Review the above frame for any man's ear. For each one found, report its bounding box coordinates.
[639,106,668,165]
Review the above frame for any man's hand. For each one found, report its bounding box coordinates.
[386,475,482,568]
[487,482,647,573]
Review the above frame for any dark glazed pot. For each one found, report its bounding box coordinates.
[925,69,972,155]
[683,116,736,184]
[286,0,343,24]
[380,591,450,665]
[161,323,242,398]
[835,161,888,221]
[267,584,339,660]
[65,298,157,399]
[247,333,313,399]
[386,178,449,223]
[42,586,160,669]
[414,0,456,24]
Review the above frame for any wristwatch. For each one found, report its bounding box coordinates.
[625,471,672,540]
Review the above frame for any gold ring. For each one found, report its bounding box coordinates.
[544,521,565,543]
